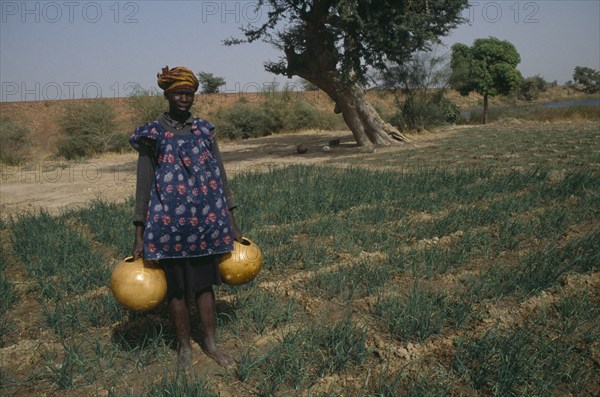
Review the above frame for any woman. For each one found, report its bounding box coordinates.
[130,66,241,369]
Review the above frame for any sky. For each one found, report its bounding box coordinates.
[1,0,599,102]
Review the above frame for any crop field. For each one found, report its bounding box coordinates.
[1,121,599,396]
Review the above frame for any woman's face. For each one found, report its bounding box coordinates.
[165,89,195,114]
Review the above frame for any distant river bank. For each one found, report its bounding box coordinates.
[461,97,600,118]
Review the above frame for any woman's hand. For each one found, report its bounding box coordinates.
[132,225,145,260]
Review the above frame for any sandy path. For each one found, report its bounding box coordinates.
[0,130,361,218]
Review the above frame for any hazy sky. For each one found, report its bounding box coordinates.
[1,1,599,101]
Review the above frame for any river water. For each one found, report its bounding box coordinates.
[541,98,600,108]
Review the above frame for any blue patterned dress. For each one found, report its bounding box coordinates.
[130,118,234,261]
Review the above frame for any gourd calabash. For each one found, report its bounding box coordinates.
[110,257,167,312]
[219,238,263,285]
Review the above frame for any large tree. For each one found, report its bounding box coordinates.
[572,66,600,94]
[450,37,522,124]
[227,0,468,147]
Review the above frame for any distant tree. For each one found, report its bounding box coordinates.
[572,66,600,94]
[226,0,468,147]
[519,75,548,101]
[379,50,459,130]
[450,37,522,124]
[197,71,226,94]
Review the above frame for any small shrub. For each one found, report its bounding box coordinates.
[128,85,166,125]
[214,91,340,139]
[216,102,276,139]
[0,116,30,165]
[288,99,338,130]
[519,75,549,101]
[371,99,397,125]
[392,92,460,131]
[57,100,120,159]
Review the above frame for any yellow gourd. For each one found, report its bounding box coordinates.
[219,238,263,285]
[110,257,167,312]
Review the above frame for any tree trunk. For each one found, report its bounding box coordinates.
[482,94,489,124]
[281,38,409,146]
[320,81,410,147]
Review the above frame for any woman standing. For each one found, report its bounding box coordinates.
[130,66,241,369]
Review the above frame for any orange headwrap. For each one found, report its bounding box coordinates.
[157,66,199,94]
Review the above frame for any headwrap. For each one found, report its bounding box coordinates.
[157,66,199,94]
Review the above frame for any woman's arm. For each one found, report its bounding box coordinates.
[132,144,155,259]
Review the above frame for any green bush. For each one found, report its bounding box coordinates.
[392,92,460,131]
[519,75,549,101]
[0,116,30,165]
[215,97,339,140]
[287,99,338,130]
[573,66,600,94]
[216,102,277,139]
[128,85,166,126]
[57,100,121,159]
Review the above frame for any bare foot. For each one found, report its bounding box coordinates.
[202,345,236,368]
[178,346,193,372]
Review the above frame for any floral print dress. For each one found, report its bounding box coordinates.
[130,118,234,260]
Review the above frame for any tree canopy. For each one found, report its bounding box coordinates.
[227,0,468,146]
[573,66,600,94]
[197,71,226,94]
[450,37,522,124]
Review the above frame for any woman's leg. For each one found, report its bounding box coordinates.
[195,286,236,367]
[168,296,193,366]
